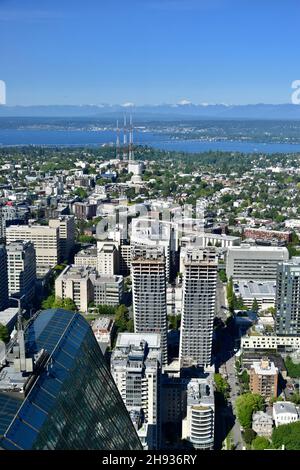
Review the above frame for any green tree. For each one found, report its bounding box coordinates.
[234,294,246,310]
[285,356,300,378]
[168,314,181,330]
[60,298,77,311]
[272,421,300,450]
[74,187,88,199]
[42,293,56,309]
[0,323,10,343]
[251,298,259,313]
[227,276,234,313]
[239,370,250,391]
[127,319,134,332]
[219,269,227,283]
[236,393,265,428]
[98,305,116,316]
[290,393,300,405]
[115,304,132,333]
[78,234,96,244]
[252,436,270,450]
[43,296,77,312]
[52,297,77,311]
[214,373,230,396]
[243,428,256,445]
[214,373,230,405]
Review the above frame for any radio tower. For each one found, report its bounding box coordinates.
[129,114,134,161]
[123,114,128,161]
[116,119,120,159]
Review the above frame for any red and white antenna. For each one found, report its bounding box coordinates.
[123,114,128,160]
[116,119,120,159]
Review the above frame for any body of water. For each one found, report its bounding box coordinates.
[1,128,300,154]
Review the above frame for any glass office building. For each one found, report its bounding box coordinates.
[0,308,142,450]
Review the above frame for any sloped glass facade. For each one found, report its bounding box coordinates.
[0,309,141,450]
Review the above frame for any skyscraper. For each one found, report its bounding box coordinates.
[276,259,300,336]
[0,245,8,310]
[6,224,60,268]
[131,246,168,365]
[7,241,36,306]
[49,215,75,262]
[0,308,141,450]
[179,249,218,369]
[111,332,162,449]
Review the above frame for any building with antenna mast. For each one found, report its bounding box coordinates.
[127,115,144,177]
[116,119,120,160]
[129,114,134,161]
[123,115,128,161]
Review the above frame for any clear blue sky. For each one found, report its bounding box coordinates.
[0,0,299,106]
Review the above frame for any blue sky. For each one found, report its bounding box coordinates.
[0,0,299,105]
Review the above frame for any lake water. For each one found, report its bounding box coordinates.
[1,128,300,154]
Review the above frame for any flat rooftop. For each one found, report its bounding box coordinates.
[116,333,161,350]
[0,308,19,327]
[187,375,214,407]
[228,244,288,252]
[92,317,114,330]
[234,280,276,299]
[251,360,278,376]
[59,265,96,279]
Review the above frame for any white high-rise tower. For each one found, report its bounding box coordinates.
[131,245,168,365]
[179,248,218,369]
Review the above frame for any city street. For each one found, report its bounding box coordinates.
[225,355,244,450]
[214,279,244,450]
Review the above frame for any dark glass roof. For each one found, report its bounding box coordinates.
[0,309,91,450]
[0,394,22,439]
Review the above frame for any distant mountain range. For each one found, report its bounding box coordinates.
[1,103,300,120]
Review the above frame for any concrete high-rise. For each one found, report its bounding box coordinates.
[55,265,94,312]
[97,241,119,275]
[179,249,218,369]
[7,241,36,306]
[226,245,289,281]
[249,358,278,401]
[111,332,162,449]
[276,259,300,336]
[49,215,75,262]
[0,245,8,310]
[6,224,60,268]
[131,246,168,365]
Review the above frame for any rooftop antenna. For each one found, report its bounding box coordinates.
[123,114,128,161]
[116,119,120,159]
[129,114,134,161]
[10,295,33,373]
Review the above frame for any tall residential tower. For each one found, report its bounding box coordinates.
[276,259,300,336]
[131,246,168,365]
[179,249,218,369]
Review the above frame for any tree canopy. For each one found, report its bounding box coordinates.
[236,393,265,428]
[272,421,300,450]
[42,295,77,312]
[285,356,300,378]
[252,436,270,450]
